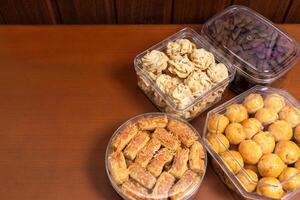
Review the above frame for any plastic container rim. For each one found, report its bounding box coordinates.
[134,27,236,112]
[201,5,300,84]
[203,85,300,200]
[105,112,208,200]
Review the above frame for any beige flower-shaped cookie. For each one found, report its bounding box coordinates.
[170,83,194,109]
[207,63,228,83]
[190,48,215,70]
[166,39,196,57]
[168,55,195,78]
[155,74,181,95]
[145,71,159,80]
[184,70,213,97]
[142,50,169,75]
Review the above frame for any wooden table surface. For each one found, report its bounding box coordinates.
[0,25,299,200]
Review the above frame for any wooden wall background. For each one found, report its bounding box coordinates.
[0,0,299,24]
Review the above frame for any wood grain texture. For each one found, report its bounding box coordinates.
[115,0,172,24]
[233,0,291,23]
[56,0,116,24]
[0,25,299,200]
[0,0,57,24]
[45,0,62,24]
[0,11,5,24]
[0,0,299,24]
[285,0,300,23]
[173,0,231,23]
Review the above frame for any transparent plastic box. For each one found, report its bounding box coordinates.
[134,28,236,121]
[134,6,300,120]
[203,85,300,200]
[106,112,207,200]
[202,5,300,93]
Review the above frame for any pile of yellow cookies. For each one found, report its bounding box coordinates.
[206,93,300,199]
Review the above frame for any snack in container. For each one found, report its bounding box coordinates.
[206,132,229,153]
[294,125,300,143]
[274,141,300,165]
[202,5,300,93]
[268,120,293,141]
[255,108,278,126]
[257,153,285,177]
[252,131,275,154]
[225,104,248,123]
[134,28,235,120]
[225,122,246,145]
[239,140,262,165]
[106,113,207,200]
[279,105,300,128]
[241,118,263,139]
[203,85,300,200]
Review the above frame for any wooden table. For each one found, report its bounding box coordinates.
[0,25,299,200]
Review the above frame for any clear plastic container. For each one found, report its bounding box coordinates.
[134,28,236,121]
[106,112,207,200]
[202,5,300,93]
[203,85,300,200]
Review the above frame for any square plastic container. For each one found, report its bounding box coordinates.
[203,85,300,200]
[134,28,236,121]
[202,5,300,93]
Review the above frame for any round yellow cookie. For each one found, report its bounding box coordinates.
[239,140,262,165]
[242,118,263,139]
[226,104,248,123]
[253,131,275,154]
[264,93,285,113]
[255,108,278,126]
[275,141,300,165]
[221,150,244,174]
[243,93,264,113]
[279,167,300,191]
[236,169,258,192]
[258,153,286,177]
[206,133,229,153]
[225,123,246,145]
[279,105,300,128]
[256,177,284,199]
[207,113,229,134]
[268,120,293,141]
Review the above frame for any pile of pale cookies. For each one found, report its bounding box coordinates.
[206,92,300,199]
[140,38,229,110]
[108,115,206,200]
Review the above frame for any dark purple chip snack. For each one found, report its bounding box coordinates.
[202,5,300,93]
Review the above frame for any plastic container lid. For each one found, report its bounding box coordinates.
[202,5,300,84]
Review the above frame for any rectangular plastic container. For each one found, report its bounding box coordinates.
[202,5,300,93]
[134,27,236,121]
[134,5,300,120]
[203,85,300,200]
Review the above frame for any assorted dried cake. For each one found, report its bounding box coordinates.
[205,92,300,199]
[107,114,206,200]
[137,36,231,120]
